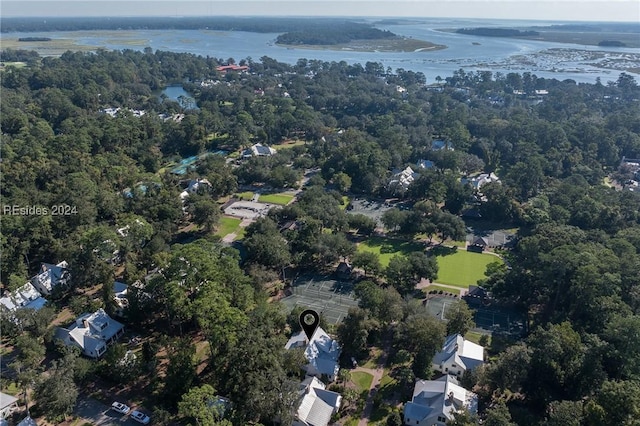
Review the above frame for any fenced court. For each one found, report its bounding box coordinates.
[281,274,360,325]
[423,295,525,335]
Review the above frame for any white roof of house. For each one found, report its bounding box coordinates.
[186,178,212,194]
[113,281,128,297]
[389,166,418,190]
[296,376,341,426]
[116,219,145,238]
[113,281,128,309]
[17,417,37,426]
[0,282,46,312]
[433,334,484,370]
[64,308,124,353]
[305,327,341,377]
[297,391,333,426]
[432,140,454,151]
[464,172,500,190]
[68,329,107,355]
[0,392,18,411]
[285,327,341,378]
[417,159,435,169]
[285,331,308,350]
[243,143,277,157]
[405,375,477,423]
[0,297,16,312]
[31,261,70,293]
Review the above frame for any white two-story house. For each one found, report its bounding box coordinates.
[55,308,124,358]
[404,375,478,426]
[432,334,485,377]
[285,327,341,382]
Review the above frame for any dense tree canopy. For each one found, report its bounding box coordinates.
[1,44,640,426]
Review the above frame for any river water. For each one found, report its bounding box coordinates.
[3,18,639,83]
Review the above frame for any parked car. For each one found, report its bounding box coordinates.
[111,402,130,415]
[131,410,151,424]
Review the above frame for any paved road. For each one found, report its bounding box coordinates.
[75,397,139,426]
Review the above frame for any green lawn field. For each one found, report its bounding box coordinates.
[235,191,254,200]
[357,236,424,267]
[351,371,374,392]
[435,250,502,288]
[215,217,242,237]
[259,193,294,205]
[273,139,306,150]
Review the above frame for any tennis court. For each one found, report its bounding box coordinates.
[423,295,525,335]
[281,274,360,325]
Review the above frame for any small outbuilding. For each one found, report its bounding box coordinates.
[468,237,488,253]
[335,262,352,279]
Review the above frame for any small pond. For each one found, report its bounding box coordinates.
[159,85,199,110]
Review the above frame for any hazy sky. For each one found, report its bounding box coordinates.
[2,0,639,22]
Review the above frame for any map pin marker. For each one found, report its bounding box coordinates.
[300,309,320,341]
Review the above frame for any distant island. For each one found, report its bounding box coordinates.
[18,37,52,42]
[273,21,445,52]
[275,23,395,46]
[599,40,627,47]
[456,28,540,37]
[447,22,640,48]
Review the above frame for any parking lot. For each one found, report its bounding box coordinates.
[223,200,275,219]
[75,398,149,426]
[281,274,359,324]
[346,198,394,226]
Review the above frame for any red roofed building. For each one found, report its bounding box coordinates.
[216,65,249,73]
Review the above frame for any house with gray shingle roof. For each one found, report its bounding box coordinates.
[403,374,477,426]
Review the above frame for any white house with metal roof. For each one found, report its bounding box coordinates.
[0,392,19,419]
[432,334,485,377]
[55,308,124,358]
[462,172,500,192]
[388,166,419,194]
[403,374,478,426]
[113,281,129,316]
[0,282,47,313]
[431,140,454,151]
[242,143,277,158]
[293,376,341,426]
[31,261,70,296]
[16,417,37,426]
[285,327,341,382]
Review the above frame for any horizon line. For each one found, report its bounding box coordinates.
[2,15,640,23]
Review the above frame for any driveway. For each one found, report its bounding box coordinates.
[75,397,140,426]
